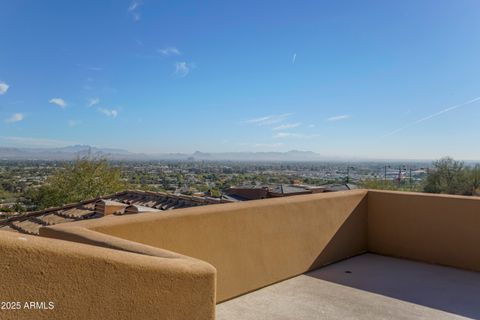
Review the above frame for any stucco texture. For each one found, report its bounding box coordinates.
[0,231,215,320]
[7,189,480,319]
[44,190,369,302]
[368,190,480,272]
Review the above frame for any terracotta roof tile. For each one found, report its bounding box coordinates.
[11,220,42,235]
[33,214,74,226]
[0,190,230,236]
[57,208,95,219]
[0,225,16,232]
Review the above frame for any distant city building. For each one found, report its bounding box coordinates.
[224,182,357,201]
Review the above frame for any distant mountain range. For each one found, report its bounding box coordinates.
[0,145,333,161]
[0,145,132,160]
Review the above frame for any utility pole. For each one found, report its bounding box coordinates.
[384,165,390,183]
[409,168,413,189]
[346,166,354,184]
[398,165,405,186]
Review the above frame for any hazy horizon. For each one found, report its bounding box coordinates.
[1,1,480,159]
[0,144,478,162]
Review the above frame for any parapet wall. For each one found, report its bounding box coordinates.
[0,231,215,320]
[4,189,480,319]
[45,190,369,302]
[368,190,480,272]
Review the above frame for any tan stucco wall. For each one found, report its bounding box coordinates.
[48,190,368,302]
[368,190,480,272]
[7,189,480,318]
[0,231,215,320]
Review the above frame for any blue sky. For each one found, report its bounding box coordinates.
[1,0,480,160]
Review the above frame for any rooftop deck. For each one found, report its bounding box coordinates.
[1,189,480,319]
[218,254,480,320]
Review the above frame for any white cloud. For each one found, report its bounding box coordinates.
[98,108,118,118]
[175,62,192,77]
[273,122,301,131]
[49,98,67,108]
[6,113,24,123]
[384,96,480,137]
[87,97,100,107]
[68,120,81,127]
[0,136,76,147]
[274,132,320,139]
[307,124,315,128]
[128,0,142,21]
[274,132,301,138]
[158,47,181,56]
[128,0,141,11]
[0,82,9,95]
[246,113,293,126]
[327,114,350,122]
[292,53,297,64]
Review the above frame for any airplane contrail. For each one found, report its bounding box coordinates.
[383,96,480,137]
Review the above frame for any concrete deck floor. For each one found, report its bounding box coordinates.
[217,254,480,320]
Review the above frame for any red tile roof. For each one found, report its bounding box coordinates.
[0,190,230,235]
